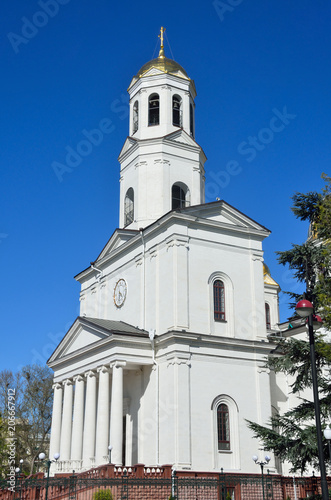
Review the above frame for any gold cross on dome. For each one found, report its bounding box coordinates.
[158,27,166,58]
[158,26,165,49]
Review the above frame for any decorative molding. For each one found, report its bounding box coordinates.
[166,235,189,250]
[62,378,74,387]
[161,85,171,91]
[110,361,127,369]
[154,158,170,165]
[135,161,147,169]
[148,247,158,260]
[52,382,63,391]
[73,374,85,384]
[167,354,191,367]
[97,365,110,375]
[84,370,97,378]
[135,255,143,267]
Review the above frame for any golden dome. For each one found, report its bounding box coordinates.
[263,263,280,288]
[263,263,271,276]
[137,55,189,79]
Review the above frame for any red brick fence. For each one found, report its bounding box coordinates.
[0,463,328,499]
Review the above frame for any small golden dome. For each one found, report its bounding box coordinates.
[263,263,280,288]
[137,55,189,79]
[263,263,271,276]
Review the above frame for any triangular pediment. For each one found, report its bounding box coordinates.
[48,317,148,364]
[178,201,270,234]
[96,228,138,262]
[48,317,110,363]
[118,137,138,159]
[164,129,199,148]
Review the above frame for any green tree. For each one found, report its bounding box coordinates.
[0,365,53,476]
[247,174,331,473]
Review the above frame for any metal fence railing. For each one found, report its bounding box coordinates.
[0,470,329,500]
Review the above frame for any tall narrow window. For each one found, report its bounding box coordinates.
[214,280,225,321]
[190,103,194,137]
[173,95,182,127]
[148,93,159,126]
[172,183,189,210]
[133,101,139,133]
[265,303,271,329]
[217,403,230,450]
[124,188,134,226]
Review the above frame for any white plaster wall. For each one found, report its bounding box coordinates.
[79,219,267,341]
[119,142,205,230]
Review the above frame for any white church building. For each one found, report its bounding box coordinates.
[48,29,290,476]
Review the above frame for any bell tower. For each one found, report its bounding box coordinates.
[118,28,207,229]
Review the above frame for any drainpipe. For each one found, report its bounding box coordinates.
[139,229,145,330]
[149,329,159,465]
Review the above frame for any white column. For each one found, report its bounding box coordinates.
[82,370,97,468]
[110,361,126,465]
[95,366,110,465]
[60,379,74,463]
[71,375,85,465]
[49,383,63,460]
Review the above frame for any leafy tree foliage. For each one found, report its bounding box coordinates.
[247,174,331,473]
[0,365,53,477]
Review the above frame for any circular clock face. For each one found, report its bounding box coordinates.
[114,279,127,308]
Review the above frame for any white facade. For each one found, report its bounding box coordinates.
[48,41,288,476]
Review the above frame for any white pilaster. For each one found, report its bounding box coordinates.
[49,383,63,460]
[71,375,85,466]
[110,361,126,465]
[59,379,74,462]
[95,366,110,465]
[82,370,97,468]
[175,356,192,468]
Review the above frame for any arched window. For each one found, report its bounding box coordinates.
[172,95,182,127]
[124,188,134,226]
[214,280,225,321]
[148,93,159,126]
[172,183,190,210]
[265,303,271,329]
[190,103,194,137]
[217,403,230,450]
[133,101,139,133]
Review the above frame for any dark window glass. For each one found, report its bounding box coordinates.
[172,184,186,210]
[124,188,134,226]
[133,101,139,133]
[190,103,194,137]
[149,93,159,126]
[173,95,181,127]
[214,280,225,321]
[265,303,271,329]
[217,403,230,450]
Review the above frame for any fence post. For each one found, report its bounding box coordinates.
[69,471,77,500]
[265,469,273,500]
[171,468,177,499]
[122,469,128,500]
[219,468,226,500]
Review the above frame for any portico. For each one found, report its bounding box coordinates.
[48,317,153,473]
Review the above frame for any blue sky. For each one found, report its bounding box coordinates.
[1,0,330,372]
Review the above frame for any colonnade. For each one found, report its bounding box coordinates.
[49,361,127,471]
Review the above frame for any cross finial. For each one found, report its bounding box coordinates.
[158,27,165,59]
